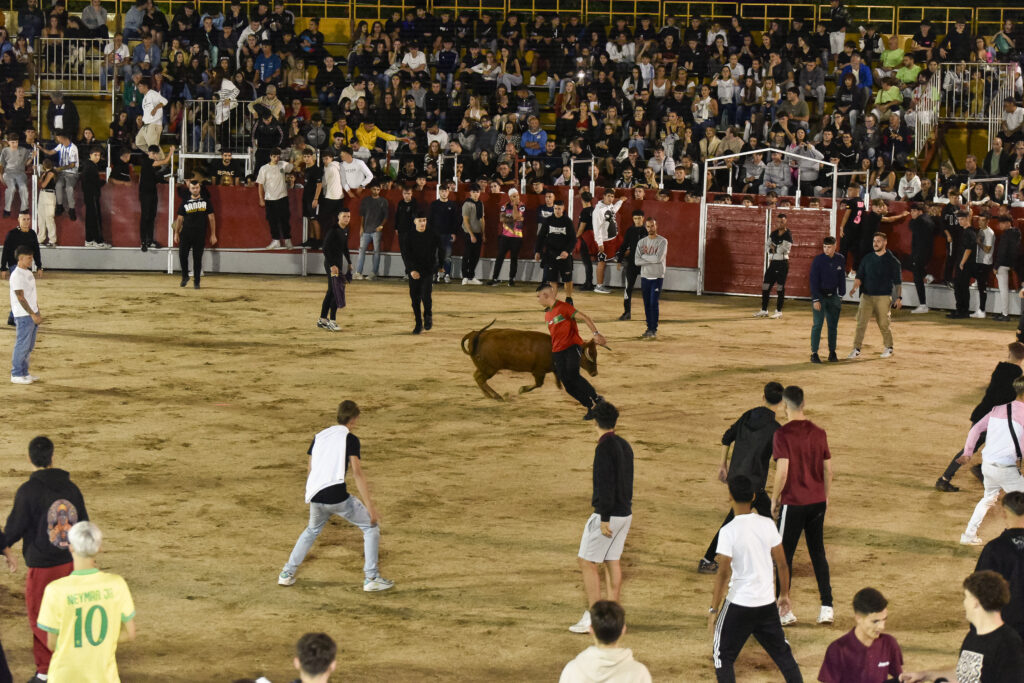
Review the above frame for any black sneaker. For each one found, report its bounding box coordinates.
[412,324,422,335]
[618,312,631,321]
[150,241,162,250]
[828,351,838,362]
[141,243,148,252]
[55,205,64,216]
[970,464,984,484]
[424,316,432,331]
[935,477,960,492]
[697,558,719,574]
[582,408,596,420]
[179,278,188,287]
[507,281,515,287]
[2,210,9,218]
[810,353,821,363]
[68,208,77,221]
[995,314,1011,322]
[194,280,201,289]
[488,280,500,286]
[566,296,574,305]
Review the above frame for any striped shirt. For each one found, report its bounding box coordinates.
[55,143,79,172]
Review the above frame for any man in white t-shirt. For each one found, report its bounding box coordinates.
[400,45,427,78]
[337,146,373,199]
[1002,98,1024,144]
[135,79,167,150]
[709,475,802,682]
[971,218,996,319]
[8,245,41,384]
[277,400,394,592]
[100,32,132,90]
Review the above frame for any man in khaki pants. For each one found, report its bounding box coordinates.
[135,78,167,150]
[848,232,902,360]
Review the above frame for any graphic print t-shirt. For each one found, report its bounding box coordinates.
[177,196,213,234]
[956,625,1024,683]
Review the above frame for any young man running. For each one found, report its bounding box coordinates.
[536,283,607,419]
[568,402,634,635]
[936,342,1024,492]
[818,588,903,682]
[957,376,1024,546]
[700,382,783,574]
[709,475,802,683]
[278,400,394,591]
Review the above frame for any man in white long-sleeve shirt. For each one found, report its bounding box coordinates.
[135,79,167,150]
[635,218,667,339]
[958,376,1024,546]
[278,400,394,592]
[338,147,373,198]
[897,164,922,201]
[591,189,625,294]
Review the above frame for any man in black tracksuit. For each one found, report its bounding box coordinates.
[699,382,783,574]
[427,185,461,282]
[138,144,173,251]
[976,491,1024,640]
[251,109,284,178]
[576,191,595,290]
[318,208,350,330]
[79,146,106,246]
[2,436,88,681]
[406,212,439,335]
[394,186,419,275]
[936,342,1024,491]
[950,210,978,319]
[615,211,646,321]
[907,203,935,310]
[534,199,576,300]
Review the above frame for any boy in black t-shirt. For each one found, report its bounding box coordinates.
[300,148,323,248]
[901,571,1024,683]
[576,191,595,291]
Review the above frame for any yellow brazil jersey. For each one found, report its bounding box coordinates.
[36,569,136,683]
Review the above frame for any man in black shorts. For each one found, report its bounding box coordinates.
[172,178,217,289]
[534,199,576,302]
[300,148,322,248]
[575,190,595,291]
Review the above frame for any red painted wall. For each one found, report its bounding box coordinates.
[55,182,1024,293]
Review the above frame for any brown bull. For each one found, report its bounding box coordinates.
[460,320,599,400]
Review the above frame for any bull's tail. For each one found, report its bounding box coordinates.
[460,319,497,356]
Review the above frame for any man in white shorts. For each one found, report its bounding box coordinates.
[959,376,1024,546]
[277,400,394,592]
[570,401,634,634]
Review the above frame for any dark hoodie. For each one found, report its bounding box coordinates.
[722,406,781,490]
[4,468,89,568]
[977,528,1024,639]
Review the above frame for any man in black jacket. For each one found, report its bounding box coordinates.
[950,211,979,319]
[615,211,646,321]
[427,184,460,283]
[569,401,634,635]
[80,146,107,248]
[936,342,1024,492]
[3,436,88,682]
[317,208,350,331]
[394,186,419,277]
[848,232,902,359]
[534,199,576,301]
[995,215,1020,321]
[699,382,783,574]
[977,491,1024,639]
[906,203,935,314]
[406,212,438,334]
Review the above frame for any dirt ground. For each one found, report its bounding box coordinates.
[0,271,1013,681]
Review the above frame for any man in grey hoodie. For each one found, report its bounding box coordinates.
[559,601,651,683]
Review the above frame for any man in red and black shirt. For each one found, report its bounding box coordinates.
[536,283,606,420]
[770,385,834,628]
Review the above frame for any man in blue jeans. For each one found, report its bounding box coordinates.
[808,236,846,364]
[278,400,394,591]
[8,246,42,385]
[355,182,389,280]
[634,217,667,339]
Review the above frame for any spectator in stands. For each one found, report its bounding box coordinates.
[0,134,30,218]
[939,17,974,63]
[1001,99,1024,144]
[983,135,1010,178]
[45,92,78,141]
[759,150,791,196]
[799,60,826,115]
[80,0,108,39]
[18,0,45,42]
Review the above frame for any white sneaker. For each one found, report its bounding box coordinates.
[960,533,984,546]
[924,274,935,284]
[569,610,591,633]
[817,606,834,624]
[10,376,32,384]
[593,285,612,294]
[970,310,986,319]
[284,238,293,248]
[880,347,893,358]
[266,240,281,249]
[468,278,483,285]
[779,610,797,626]
[847,349,861,359]
[444,274,451,284]
[99,242,112,249]
[27,374,39,382]
[325,320,340,331]
[911,304,929,314]
[462,277,470,285]
[754,310,769,318]
[770,311,783,319]
[529,75,537,86]
[363,576,395,592]
[317,318,329,329]
[278,570,296,586]
[84,240,96,247]
[352,273,364,280]
[367,274,377,281]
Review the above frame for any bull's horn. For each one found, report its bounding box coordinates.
[583,346,595,363]
[599,344,612,351]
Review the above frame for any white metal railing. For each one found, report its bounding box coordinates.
[178,97,256,180]
[913,76,940,157]
[939,62,1017,147]
[35,37,115,136]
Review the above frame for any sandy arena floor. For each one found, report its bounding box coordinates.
[0,271,1013,681]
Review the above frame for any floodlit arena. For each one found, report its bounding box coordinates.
[3,1,1024,682]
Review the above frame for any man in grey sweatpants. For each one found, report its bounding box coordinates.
[634,217,667,339]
